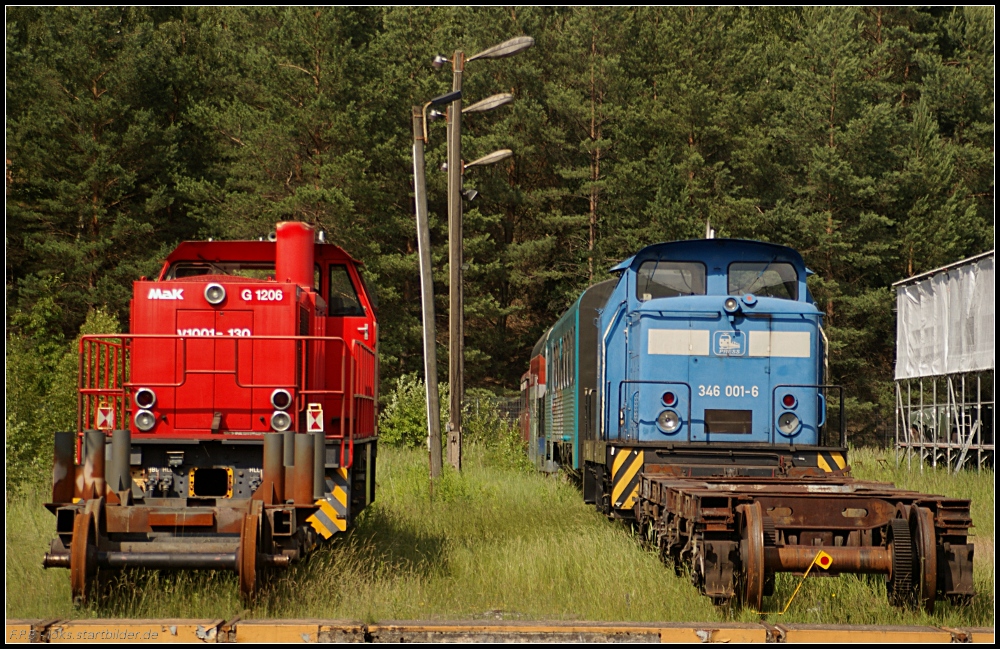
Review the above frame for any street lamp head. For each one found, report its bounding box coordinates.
[464,149,513,170]
[463,93,513,114]
[427,109,445,122]
[428,90,462,106]
[461,187,479,201]
[432,54,450,69]
[467,36,534,63]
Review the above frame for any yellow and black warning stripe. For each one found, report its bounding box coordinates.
[306,467,350,539]
[817,451,846,473]
[611,448,644,510]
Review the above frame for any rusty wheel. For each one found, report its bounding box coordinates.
[238,513,260,602]
[70,514,98,606]
[910,506,938,613]
[739,501,765,611]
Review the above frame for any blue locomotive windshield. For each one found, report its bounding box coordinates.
[636,261,706,301]
[728,261,798,300]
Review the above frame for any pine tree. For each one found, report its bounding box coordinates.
[7,7,202,333]
[5,7,994,425]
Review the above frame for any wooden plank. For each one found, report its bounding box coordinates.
[47,619,222,643]
[777,624,952,643]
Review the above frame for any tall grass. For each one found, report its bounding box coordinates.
[849,446,994,540]
[5,445,994,625]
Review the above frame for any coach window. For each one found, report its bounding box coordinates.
[728,262,798,300]
[328,265,365,316]
[636,261,706,301]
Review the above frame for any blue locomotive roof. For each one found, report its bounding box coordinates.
[610,256,634,274]
[610,239,815,305]
[615,239,806,272]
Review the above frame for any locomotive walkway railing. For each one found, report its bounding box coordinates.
[78,335,375,465]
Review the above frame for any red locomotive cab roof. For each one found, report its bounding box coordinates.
[156,240,362,281]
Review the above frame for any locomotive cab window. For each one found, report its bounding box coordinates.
[728,262,798,300]
[167,261,321,289]
[358,268,378,311]
[167,261,276,280]
[328,265,365,316]
[636,261,706,301]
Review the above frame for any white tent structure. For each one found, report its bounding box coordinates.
[894,250,994,472]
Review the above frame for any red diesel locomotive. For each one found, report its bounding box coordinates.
[44,222,379,603]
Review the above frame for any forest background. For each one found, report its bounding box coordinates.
[5,7,994,482]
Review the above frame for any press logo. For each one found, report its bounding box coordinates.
[147,287,184,300]
[713,331,745,356]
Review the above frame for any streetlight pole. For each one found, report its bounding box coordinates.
[437,36,533,472]
[410,91,458,482]
[412,104,444,481]
[446,51,465,472]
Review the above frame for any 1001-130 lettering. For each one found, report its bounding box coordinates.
[176,328,251,337]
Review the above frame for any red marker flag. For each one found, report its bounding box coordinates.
[306,403,324,433]
[815,550,833,570]
[96,405,115,430]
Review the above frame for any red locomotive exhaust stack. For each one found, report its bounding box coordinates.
[275,221,316,288]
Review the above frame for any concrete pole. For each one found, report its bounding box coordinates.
[412,106,443,480]
[447,50,465,471]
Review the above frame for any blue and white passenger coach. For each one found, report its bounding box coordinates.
[590,239,845,515]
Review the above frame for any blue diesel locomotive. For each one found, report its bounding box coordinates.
[522,239,974,611]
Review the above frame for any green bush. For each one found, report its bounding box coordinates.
[378,373,448,449]
[463,390,531,473]
[5,308,120,496]
[377,377,529,472]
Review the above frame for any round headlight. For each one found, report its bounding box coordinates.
[271,411,292,432]
[657,409,681,434]
[724,297,740,313]
[777,412,801,435]
[134,409,157,432]
[662,391,677,407]
[204,283,226,305]
[781,394,797,409]
[271,389,292,410]
[134,387,156,409]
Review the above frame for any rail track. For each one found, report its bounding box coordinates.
[6,619,994,643]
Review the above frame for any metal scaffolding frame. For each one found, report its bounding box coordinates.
[893,250,995,473]
[895,370,994,472]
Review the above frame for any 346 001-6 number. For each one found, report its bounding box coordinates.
[698,384,759,398]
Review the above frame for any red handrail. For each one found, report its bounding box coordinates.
[78,334,361,443]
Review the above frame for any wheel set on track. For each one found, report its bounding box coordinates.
[634,474,975,614]
[68,501,270,606]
